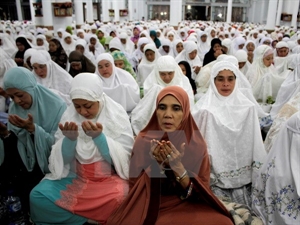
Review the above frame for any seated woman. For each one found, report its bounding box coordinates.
[30,73,134,225]
[245,45,284,103]
[107,86,234,225]
[137,43,161,88]
[202,38,223,66]
[178,61,197,94]
[87,34,105,61]
[175,41,202,80]
[35,34,49,51]
[131,55,194,135]
[61,32,76,57]
[48,38,68,70]
[252,112,300,225]
[31,50,73,105]
[14,35,32,67]
[0,67,66,220]
[192,61,266,207]
[95,53,140,113]
[68,50,96,77]
[111,50,136,79]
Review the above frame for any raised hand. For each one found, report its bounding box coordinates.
[59,121,79,141]
[81,121,103,139]
[9,114,35,133]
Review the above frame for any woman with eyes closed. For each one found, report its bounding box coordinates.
[131,55,194,136]
[0,67,66,221]
[30,73,134,225]
[107,86,234,225]
[95,53,140,114]
[30,50,73,105]
[192,61,266,207]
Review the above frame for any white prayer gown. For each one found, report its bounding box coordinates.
[192,61,266,190]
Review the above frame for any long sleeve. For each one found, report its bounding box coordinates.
[93,133,112,164]
[61,137,77,164]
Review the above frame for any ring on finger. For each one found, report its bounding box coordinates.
[167,154,171,158]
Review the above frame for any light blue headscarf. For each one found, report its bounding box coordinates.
[0,67,67,173]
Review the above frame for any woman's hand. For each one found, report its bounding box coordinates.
[214,49,223,58]
[81,121,103,139]
[59,122,78,141]
[9,114,35,133]
[0,122,10,137]
[150,140,185,171]
[193,66,201,74]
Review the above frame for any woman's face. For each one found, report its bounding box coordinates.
[98,60,113,78]
[140,43,147,52]
[214,69,236,96]
[145,50,155,62]
[188,50,197,60]
[179,64,186,75]
[36,38,44,46]
[70,62,82,71]
[238,62,246,69]
[201,35,207,42]
[238,44,244,49]
[76,45,85,54]
[276,47,289,57]
[159,71,174,84]
[32,63,47,78]
[156,95,183,132]
[176,42,183,54]
[64,36,72,44]
[162,46,170,53]
[57,32,63,38]
[133,28,139,36]
[168,34,174,42]
[72,98,100,119]
[114,60,125,69]
[263,54,273,67]
[213,43,222,52]
[6,88,32,109]
[90,37,97,45]
[210,30,216,37]
[246,42,255,52]
[49,41,58,52]
[16,42,25,51]
[97,31,104,38]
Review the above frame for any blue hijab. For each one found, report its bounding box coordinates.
[0,67,67,173]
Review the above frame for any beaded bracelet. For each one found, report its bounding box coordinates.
[180,181,193,200]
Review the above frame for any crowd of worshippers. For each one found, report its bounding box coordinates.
[0,19,299,225]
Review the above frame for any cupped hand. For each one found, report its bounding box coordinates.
[81,121,103,139]
[59,121,79,141]
[9,114,35,132]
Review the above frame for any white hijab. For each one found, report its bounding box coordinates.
[30,50,72,104]
[46,73,134,180]
[175,41,202,79]
[246,45,284,103]
[61,32,76,57]
[131,55,194,135]
[137,43,161,87]
[95,53,140,113]
[192,61,266,189]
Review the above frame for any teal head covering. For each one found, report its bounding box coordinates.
[111,50,136,79]
[2,67,67,173]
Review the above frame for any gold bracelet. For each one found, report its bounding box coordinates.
[176,170,187,183]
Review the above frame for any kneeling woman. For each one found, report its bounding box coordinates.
[107,86,234,225]
[30,73,134,225]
